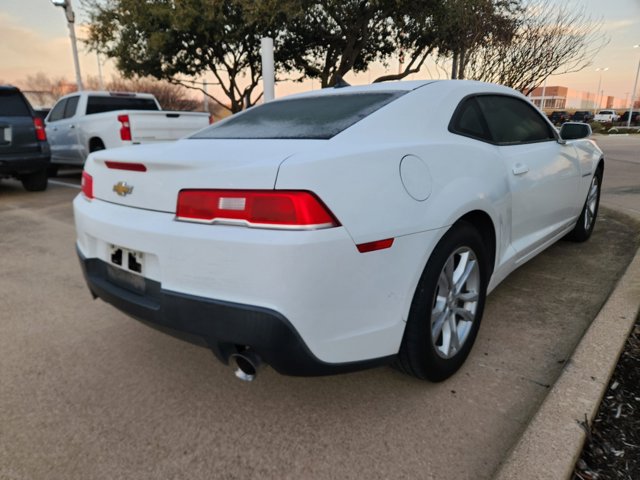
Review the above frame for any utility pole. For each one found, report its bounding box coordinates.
[261,37,275,103]
[51,0,84,91]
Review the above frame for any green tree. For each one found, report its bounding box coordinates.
[84,0,282,112]
[433,0,520,80]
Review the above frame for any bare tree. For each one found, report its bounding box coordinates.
[104,77,201,111]
[464,0,608,94]
[19,72,76,107]
[14,73,211,113]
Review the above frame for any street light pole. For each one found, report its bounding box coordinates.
[594,67,608,113]
[627,45,640,128]
[52,0,84,91]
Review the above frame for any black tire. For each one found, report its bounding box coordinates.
[565,167,602,242]
[395,221,489,381]
[20,169,48,192]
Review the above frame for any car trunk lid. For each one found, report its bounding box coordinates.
[87,138,317,212]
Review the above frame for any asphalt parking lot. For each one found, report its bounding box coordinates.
[1,135,639,480]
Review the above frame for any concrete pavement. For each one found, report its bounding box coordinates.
[1,135,639,480]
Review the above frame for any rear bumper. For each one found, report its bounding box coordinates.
[77,250,393,376]
[0,148,50,175]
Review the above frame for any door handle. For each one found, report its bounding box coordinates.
[69,125,76,129]
[512,164,529,175]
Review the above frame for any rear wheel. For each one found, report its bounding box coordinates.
[20,169,48,192]
[395,221,489,381]
[566,168,602,242]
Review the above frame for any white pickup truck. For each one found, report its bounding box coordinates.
[593,110,619,122]
[45,91,209,168]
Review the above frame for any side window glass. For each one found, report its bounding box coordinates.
[64,96,79,119]
[476,95,555,145]
[449,97,491,141]
[47,99,67,122]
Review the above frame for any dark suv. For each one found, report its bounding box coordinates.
[571,110,592,123]
[619,110,640,125]
[548,111,569,125]
[0,86,50,191]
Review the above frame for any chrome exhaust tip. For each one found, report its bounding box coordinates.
[230,351,262,382]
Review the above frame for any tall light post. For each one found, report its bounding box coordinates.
[51,0,84,91]
[593,67,608,113]
[627,45,640,128]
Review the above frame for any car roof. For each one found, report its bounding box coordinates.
[0,85,20,92]
[271,79,525,103]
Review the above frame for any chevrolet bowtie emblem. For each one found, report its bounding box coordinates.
[113,181,134,196]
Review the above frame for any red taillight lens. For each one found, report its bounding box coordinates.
[176,190,340,229]
[81,171,93,199]
[33,117,46,141]
[105,161,147,172]
[117,114,132,141]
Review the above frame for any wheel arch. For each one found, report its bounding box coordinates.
[89,136,105,152]
[454,210,497,276]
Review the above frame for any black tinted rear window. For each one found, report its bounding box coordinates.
[86,96,159,115]
[0,90,31,117]
[192,92,406,140]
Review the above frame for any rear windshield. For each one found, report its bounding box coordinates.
[0,90,31,117]
[86,96,159,115]
[192,92,406,140]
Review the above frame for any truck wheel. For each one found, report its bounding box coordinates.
[20,169,48,192]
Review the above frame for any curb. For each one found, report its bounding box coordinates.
[493,245,640,479]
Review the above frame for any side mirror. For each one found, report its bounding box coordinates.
[559,122,592,141]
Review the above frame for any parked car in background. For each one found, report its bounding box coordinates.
[548,110,569,124]
[46,91,210,173]
[571,110,592,123]
[593,110,619,122]
[619,110,640,125]
[75,80,604,383]
[0,85,50,191]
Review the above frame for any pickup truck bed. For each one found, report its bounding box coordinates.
[46,91,209,167]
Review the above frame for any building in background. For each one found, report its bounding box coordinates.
[528,86,627,111]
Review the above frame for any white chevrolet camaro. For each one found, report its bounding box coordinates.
[74,80,603,382]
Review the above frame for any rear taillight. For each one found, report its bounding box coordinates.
[176,190,340,230]
[81,171,93,200]
[33,117,46,141]
[117,114,132,141]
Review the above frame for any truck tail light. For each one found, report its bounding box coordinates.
[81,171,93,200]
[33,117,46,141]
[176,190,340,230]
[117,114,132,141]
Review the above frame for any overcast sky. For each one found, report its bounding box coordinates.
[1,0,639,103]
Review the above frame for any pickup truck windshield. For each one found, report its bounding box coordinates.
[192,92,405,140]
[86,96,159,115]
